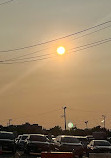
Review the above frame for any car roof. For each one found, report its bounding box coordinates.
[92,140,109,142]
[0,131,13,134]
[73,136,87,139]
[22,134,29,136]
[58,135,79,138]
[29,134,46,137]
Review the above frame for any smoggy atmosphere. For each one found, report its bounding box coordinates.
[0,0,111,130]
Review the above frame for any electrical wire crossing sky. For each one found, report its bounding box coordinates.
[0,0,111,129]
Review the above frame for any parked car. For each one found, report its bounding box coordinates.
[54,135,83,158]
[0,131,16,153]
[24,134,51,154]
[93,132,107,140]
[16,134,29,150]
[86,135,94,143]
[107,137,111,143]
[87,140,111,156]
[74,136,88,153]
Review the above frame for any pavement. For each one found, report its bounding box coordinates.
[0,151,41,158]
[0,151,88,158]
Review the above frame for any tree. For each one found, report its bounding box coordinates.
[49,126,62,136]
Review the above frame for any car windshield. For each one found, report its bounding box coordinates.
[78,138,87,142]
[21,136,28,140]
[94,141,111,146]
[30,135,47,142]
[77,138,88,145]
[0,133,14,140]
[62,137,80,143]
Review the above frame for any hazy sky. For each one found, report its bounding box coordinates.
[0,0,111,129]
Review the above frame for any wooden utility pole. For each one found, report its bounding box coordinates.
[63,107,67,130]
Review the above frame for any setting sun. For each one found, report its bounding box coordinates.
[57,46,65,55]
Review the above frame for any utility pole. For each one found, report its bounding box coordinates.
[63,107,67,130]
[102,115,106,128]
[85,121,88,129]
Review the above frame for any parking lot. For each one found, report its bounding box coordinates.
[0,151,88,158]
[1,152,111,158]
[1,132,111,158]
[0,151,41,158]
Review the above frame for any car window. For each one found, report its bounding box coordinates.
[0,133,14,140]
[94,141,111,146]
[77,138,88,144]
[78,138,87,142]
[21,136,28,140]
[30,135,47,142]
[61,137,80,143]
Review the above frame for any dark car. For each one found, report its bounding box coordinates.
[54,135,83,158]
[16,134,29,150]
[87,140,111,156]
[24,134,50,154]
[0,131,16,153]
[74,136,88,153]
[86,135,94,143]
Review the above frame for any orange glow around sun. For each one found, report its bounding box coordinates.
[57,46,65,55]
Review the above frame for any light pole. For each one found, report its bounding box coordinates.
[8,119,12,126]
[63,107,67,130]
[85,121,88,129]
[102,115,106,128]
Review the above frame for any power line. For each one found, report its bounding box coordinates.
[5,53,52,62]
[2,23,111,63]
[68,107,99,113]
[68,107,110,114]
[69,37,111,52]
[0,0,15,6]
[72,24,111,41]
[0,108,62,125]
[0,20,111,53]
[37,108,61,116]
[1,37,111,64]
[1,38,111,64]
[4,48,52,62]
[7,37,111,62]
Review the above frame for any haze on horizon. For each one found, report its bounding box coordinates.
[0,0,111,130]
